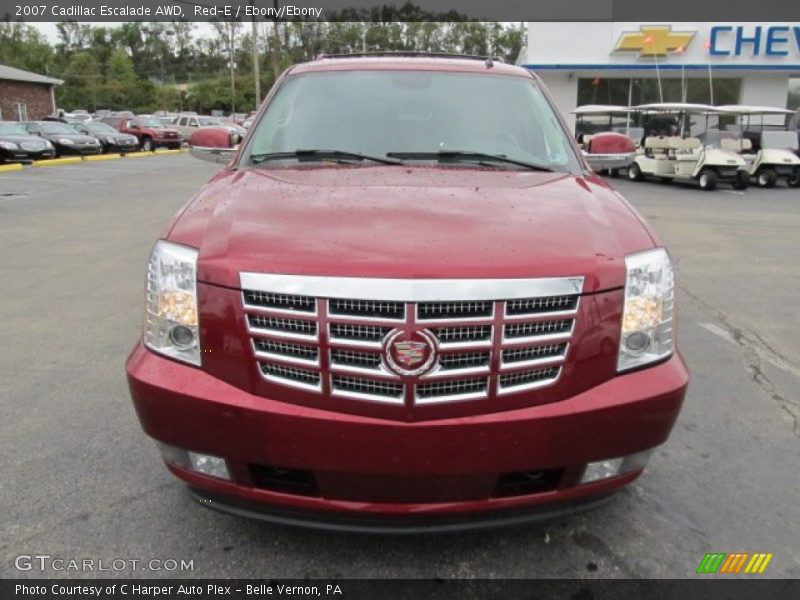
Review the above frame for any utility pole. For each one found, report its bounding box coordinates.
[229,23,236,117]
[271,0,282,80]
[250,0,260,108]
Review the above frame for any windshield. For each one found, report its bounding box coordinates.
[198,117,222,126]
[0,123,29,135]
[39,122,80,134]
[87,122,117,133]
[137,118,163,128]
[245,71,578,171]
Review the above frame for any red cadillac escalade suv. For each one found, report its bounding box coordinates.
[126,55,689,532]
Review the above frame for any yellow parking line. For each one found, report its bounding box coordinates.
[0,163,24,172]
[153,149,183,155]
[123,152,154,159]
[32,157,82,167]
[84,153,121,162]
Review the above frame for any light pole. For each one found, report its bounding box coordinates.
[222,23,236,117]
[250,0,261,108]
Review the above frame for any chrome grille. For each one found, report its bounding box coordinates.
[498,366,560,393]
[504,319,573,340]
[502,343,567,366]
[438,351,491,371]
[244,290,315,313]
[418,301,492,320]
[506,295,578,316]
[330,349,382,370]
[433,325,492,345]
[260,363,321,389]
[330,323,390,343]
[254,339,319,364]
[249,314,317,337]
[417,378,488,403]
[332,375,404,402]
[241,275,582,407]
[329,299,404,320]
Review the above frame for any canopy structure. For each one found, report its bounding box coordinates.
[633,103,720,114]
[714,105,796,116]
[572,104,634,115]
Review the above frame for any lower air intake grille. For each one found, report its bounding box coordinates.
[499,367,560,391]
[260,363,321,387]
[417,378,488,401]
[332,375,404,400]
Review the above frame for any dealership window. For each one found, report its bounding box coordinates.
[577,78,741,107]
[14,102,28,122]
[789,79,800,111]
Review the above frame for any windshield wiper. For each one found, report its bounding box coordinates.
[386,151,554,172]
[250,149,403,166]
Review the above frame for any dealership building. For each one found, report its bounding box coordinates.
[0,64,62,121]
[518,22,800,130]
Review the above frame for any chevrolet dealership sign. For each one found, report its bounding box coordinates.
[523,22,800,68]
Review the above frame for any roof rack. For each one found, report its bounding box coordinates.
[315,51,505,65]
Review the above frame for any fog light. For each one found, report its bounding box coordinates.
[157,443,230,480]
[624,331,650,353]
[581,450,653,484]
[169,324,195,348]
[188,452,230,480]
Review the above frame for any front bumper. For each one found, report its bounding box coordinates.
[127,344,688,530]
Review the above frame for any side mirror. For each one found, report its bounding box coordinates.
[129,123,139,130]
[189,146,235,164]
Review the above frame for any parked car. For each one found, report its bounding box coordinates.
[0,121,56,162]
[100,115,181,151]
[173,114,246,138]
[22,121,102,156]
[71,121,139,153]
[65,110,92,123]
[126,55,688,532]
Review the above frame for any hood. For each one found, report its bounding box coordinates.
[168,167,657,293]
[45,134,98,143]
[0,134,44,144]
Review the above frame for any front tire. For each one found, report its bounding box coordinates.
[141,137,154,152]
[628,162,643,181]
[787,168,800,188]
[756,168,777,188]
[698,168,718,191]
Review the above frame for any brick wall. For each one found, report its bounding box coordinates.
[0,80,55,121]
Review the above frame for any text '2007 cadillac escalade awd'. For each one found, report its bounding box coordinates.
[126,55,689,532]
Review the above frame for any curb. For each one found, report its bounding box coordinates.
[153,149,182,155]
[123,151,155,159]
[32,156,83,167]
[84,153,122,161]
[0,163,24,172]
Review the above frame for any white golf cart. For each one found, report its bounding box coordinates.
[626,103,749,191]
[715,105,800,188]
[572,105,638,176]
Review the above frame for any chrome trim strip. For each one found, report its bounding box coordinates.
[497,376,560,395]
[247,324,318,343]
[253,347,320,369]
[240,273,585,301]
[414,389,489,405]
[503,297,581,320]
[330,385,405,405]
[258,371,322,393]
[242,291,318,317]
[497,369,562,395]
[421,364,491,379]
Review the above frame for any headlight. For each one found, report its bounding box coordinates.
[144,240,201,366]
[43,140,54,148]
[58,138,75,145]
[617,248,674,371]
[0,141,19,150]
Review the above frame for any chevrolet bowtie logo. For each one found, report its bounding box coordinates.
[614,25,696,57]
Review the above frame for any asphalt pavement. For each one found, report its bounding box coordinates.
[1,157,798,579]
